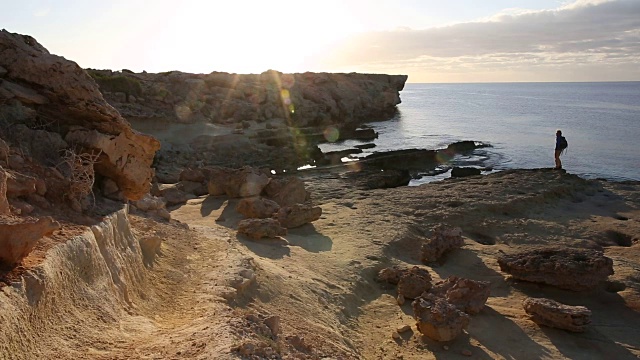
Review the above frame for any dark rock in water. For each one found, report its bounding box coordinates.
[355,143,376,150]
[362,149,438,171]
[346,128,378,141]
[323,149,363,165]
[346,169,411,189]
[446,141,488,153]
[451,167,481,178]
[497,247,614,291]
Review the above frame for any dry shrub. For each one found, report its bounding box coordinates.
[58,148,102,211]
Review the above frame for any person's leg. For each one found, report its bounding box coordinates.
[554,150,562,169]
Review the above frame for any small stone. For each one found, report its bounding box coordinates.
[397,294,406,305]
[443,345,449,351]
[462,349,472,356]
[392,332,401,340]
[397,325,411,333]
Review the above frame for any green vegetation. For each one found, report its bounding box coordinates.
[87,70,142,102]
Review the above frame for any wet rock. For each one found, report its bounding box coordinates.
[497,247,614,291]
[397,266,432,299]
[522,297,591,332]
[0,216,60,266]
[420,225,464,263]
[276,203,322,228]
[451,167,481,178]
[429,276,491,314]
[412,294,470,342]
[237,218,287,240]
[236,196,280,219]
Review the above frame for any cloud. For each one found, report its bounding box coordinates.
[314,0,640,81]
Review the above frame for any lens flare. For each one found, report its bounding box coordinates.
[436,150,453,164]
[323,126,340,142]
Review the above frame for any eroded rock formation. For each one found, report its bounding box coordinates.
[237,218,287,240]
[498,248,614,291]
[0,216,60,266]
[275,203,322,229]
[523,297,591,332]
[429,276,490,315]
[421,225,464,263]
[412,294,471,342]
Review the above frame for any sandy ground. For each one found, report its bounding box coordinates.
[7,167,640,359]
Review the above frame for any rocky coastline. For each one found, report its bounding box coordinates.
[1,30,640,359]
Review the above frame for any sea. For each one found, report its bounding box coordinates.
[318,82,640,184]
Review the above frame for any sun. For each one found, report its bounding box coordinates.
[149,0,361,74]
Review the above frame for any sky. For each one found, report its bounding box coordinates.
[2,0,639,82]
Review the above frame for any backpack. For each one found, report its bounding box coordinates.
[559,136,568,152]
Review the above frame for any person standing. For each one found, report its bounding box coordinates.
[555,130,568,169]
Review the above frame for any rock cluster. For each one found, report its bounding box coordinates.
[497,248,614,291]
[523,297,592,332]
[377,266,490,341]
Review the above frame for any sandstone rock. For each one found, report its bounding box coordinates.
[264,315,281,337]
[179,168,206,183]
[5,170,37,198]
[133,193,166,211]
[236,196,280,219]
[237,218,287,240]
[275,203,322,228]
[497,248,614,291]
[0,167,8,214]
[0,216,60,266]
[421,225,464,263]
[522,297,591,332]
[206,167,229,196]
[262,176,309,207]
[178,180,208,196]
[397,266,433,299]
[413,294,470,342]
[10,125,67,166]
[10,199,34,215]
[0,80,48,104]
[150,208,171,221]
[429,276,491,314]
[159,184,194,206]
[228,167,270,198]
[139,236,162,266]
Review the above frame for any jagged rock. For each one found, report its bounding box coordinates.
[227,167,270,198]
[522,297,591,332]
[236,196,280,219]
[275,203,322,228]
[413,294,470,342]
[429,276,491,314]
[133,193,166,211]
[237,218,287,240]
[0,30,159,200]
[262,177,309,207]
[451,167,481,178]
[0,167,9,214]
[421,225,464,263]
[0,216,60,266]
[264,315,281,337]
[497,248,614,291]
[377,265,405,285]
[5,170,37,198]
[397,266,433,299]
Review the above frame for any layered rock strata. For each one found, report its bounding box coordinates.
[523,297,592,332]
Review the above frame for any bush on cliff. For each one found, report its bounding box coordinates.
[87,70,142,102]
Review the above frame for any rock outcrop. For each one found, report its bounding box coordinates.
[421,225,464,263]
[523,297,592,332]
[236,197,281,219]
[497,248,614,291]
[275,203,322,229]
[0,30,159,200]
[397,266,433,299]
[429,276,490,315]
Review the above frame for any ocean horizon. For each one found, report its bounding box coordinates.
[319,81,640,183]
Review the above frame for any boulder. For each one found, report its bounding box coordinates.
[158,184,194,206]
[522,297,591,332]
[377,265,405,285]
[412,294,470,342]
[263,177,309,207]
[497,248,614,291]
[237,218,287,240]
[179,168,206,183]
[133,193,166,211]
[207,166,270,198]
[236,196,280,219]
[429,276,491,315]
[421,225,464,263]
[275,203,322,228]
[364,169,411,189]
[397,266,432,299]
[179,180,208,196]
[206,167,230,196]
[0,216,60,266]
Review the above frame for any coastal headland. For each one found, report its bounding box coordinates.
[1,30,639,359]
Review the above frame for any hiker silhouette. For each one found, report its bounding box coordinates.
[555,130,568,169]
